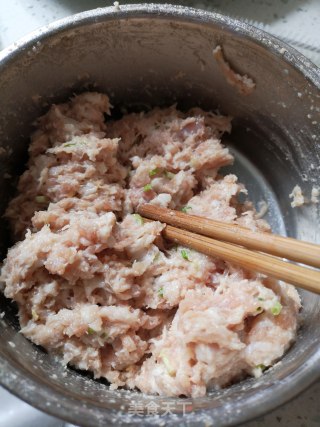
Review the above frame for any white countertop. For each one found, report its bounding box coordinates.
[0,1,319,426]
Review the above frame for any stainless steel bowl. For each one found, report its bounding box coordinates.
[0,4,319,426]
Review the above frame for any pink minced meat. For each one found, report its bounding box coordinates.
[213,45,256,96]
[0,92,300,397]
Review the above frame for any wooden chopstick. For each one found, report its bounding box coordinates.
[163,225,320,294]
[137,204,320,294]
[138,204,320,268]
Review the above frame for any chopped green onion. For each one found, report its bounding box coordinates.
[255,364,267,372]
[190,158,198,168]
[132,213,144,225]
[35,195,48,204]
[100,332,108,339]
[149,168,161,177]
[271,301,282,316]
[32,309,39,321]
[256,306,263,313]
[63,142,76,147]
[143,183,152,192]
[164,171,175,179]
[63,139,87,147]
[153,252,160,262]
[158,287,164,298]
[159,351,176,376]
[181,249,190,261]
[87,327,96,335]
[181,206,192,213]
[258,297,265,301]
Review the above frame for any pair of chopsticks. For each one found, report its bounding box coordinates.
[137,204,320,294]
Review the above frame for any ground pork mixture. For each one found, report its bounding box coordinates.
[0,92,300,397]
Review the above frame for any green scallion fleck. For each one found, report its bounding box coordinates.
[160,351,176,376]
[258,297,265,301]
[149,168,160,177]
[153,252,160,262]
[63,142,76,148]
[271,301,282,316]
[190,158,198,168]
[32,309,39,321]
[35,195,48,204]
[255,364,267,372]
[158,287,164,298]
[181,206,192,213]
[164,171,175,180]
[181,249,190,261]
[87,327,96,335]
[132,213,144,225]
[143,183,152,192]
[256,306,263,313]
